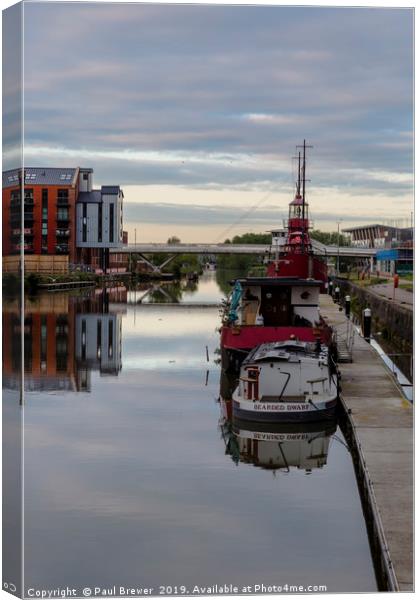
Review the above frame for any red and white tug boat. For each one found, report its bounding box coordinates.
[220,141,338,423]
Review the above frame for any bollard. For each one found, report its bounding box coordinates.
[328,281,334,296]
[334,286,340,303]
[345,295,351,318]
[363,307,372,341]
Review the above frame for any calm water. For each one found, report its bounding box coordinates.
[4,271,377,595]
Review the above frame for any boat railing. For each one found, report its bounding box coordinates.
[306,376,328,398]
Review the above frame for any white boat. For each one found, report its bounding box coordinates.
[231,421,336,471]
[232,340,338,422]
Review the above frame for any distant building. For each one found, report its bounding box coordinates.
[376,247,413,276]
[2,167,125,273]
[342,224,413,249]
[343,223,413,276]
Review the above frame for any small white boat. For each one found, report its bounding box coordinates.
[232,340,338,422]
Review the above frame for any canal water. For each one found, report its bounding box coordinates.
[5,271,377,594]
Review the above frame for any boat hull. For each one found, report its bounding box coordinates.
[232,397,337,423]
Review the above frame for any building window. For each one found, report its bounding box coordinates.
[57,189,69,205]
[83,173,89,180]
[98,203,102,242]
[57,207,69,221]
[109,204,114,243]
[82,204,87,242]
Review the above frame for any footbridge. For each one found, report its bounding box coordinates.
[111,240,376,258]
[111,239,375,274]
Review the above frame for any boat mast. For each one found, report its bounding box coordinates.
[301,140,306,254]
[297,139,313,253]
[297,151,301,197]
[302,139,306,223]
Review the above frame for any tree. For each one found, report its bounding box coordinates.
[167,236,181,245]
[217,232,268,272]
[311,229,350,247]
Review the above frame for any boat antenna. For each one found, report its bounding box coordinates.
[297,151,301,197]
[302,140,306,222]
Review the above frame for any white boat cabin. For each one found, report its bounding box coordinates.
[235,341,334,403]
[269,228,288,252]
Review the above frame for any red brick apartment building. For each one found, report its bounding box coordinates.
[2,167,126,273]
[3,167,79,261]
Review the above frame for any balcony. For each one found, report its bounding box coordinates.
[55,244,69,254]
[12,228,34,237]
[11,198,34,208]
[10,213,35,225]
[56,229,70,237]
[12,243,34,252]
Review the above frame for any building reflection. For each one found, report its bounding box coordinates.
[2,287,125,394]
[219,398,337,472]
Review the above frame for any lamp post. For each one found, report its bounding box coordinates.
[337,219,342,276]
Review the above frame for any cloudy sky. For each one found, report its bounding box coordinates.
[9,2,415,241]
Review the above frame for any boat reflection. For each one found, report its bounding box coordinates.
[2,287,124,393]
[220,398,337,472]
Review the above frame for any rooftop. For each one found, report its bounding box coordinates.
[77,190,102,204]
[101,185,121,195]
[342,224,394,233]
[3,167,78,188]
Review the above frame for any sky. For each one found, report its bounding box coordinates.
[5,2,414,242]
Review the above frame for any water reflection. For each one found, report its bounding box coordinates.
[4,272,378,593]
[220,399,336,472]
[2,287,124,394]
[128,271,222,305]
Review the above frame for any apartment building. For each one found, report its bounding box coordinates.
[2,168,78,261]
[75,168,124,271]
[2,167,124,273]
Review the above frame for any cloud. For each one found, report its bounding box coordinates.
[15,3,414,233]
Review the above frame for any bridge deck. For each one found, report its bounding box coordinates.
[111,241,376,258]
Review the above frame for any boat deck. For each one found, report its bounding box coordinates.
[319,293,413,591]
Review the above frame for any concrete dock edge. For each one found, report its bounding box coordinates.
[320,293,413,592]
[340,402,399,591]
